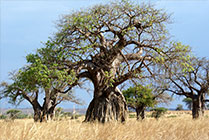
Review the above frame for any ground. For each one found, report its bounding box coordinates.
[0,111,209,140]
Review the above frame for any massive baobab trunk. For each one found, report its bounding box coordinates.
[84,87,127,123]
[192,94,205,119]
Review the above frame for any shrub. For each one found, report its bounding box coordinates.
[6,109,22,120]
[0,114,7,119]
[151,107,168,119]
[167,115,177,118]
[71,114,82,120]
[16,113,28,119]
[129,114,136,118]
[176,104,183,111]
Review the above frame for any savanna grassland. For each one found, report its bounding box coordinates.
[0,111,209,140]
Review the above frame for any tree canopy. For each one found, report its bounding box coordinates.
[123,85,156,109]
[43,0,190,93]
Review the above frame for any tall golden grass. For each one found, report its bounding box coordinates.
[0,111,209,140]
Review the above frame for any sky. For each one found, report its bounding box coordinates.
[0,0,209,109]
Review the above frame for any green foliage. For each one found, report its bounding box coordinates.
[151,107,168,119]
[24,48,77,90]
[167,115,177,118]
[153,41,192,69]
[6,109,22,120]
[0,43,78,106]
[0,114,7,119]
[104,71,115,87]
[51,0,175,61]
[1,110,30,120]
[129,113,136,118]
[183,98,192,110]
[63,112,73,117]
[16,113,29,119]
[123,85,156,109]
[176,104,183,111]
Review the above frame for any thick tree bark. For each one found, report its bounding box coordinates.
[33,106,56,122]
[32,97,56,122]
[33,104,43,122]
[84,87,128,123]
[47,106,56,120]
[136,105,145,120]
[192,95,204,119]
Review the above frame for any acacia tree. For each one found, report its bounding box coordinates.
[158,57,209,119]
[0,48,81,122]
[42,0,191,122]
[123,85,155,120]
[6,109,21,120]
[123,84,171,120]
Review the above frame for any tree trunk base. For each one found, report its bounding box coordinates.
[192,95,204,119]
[136,106,145,120]
[84,90,127,123]
[33,108,55,122]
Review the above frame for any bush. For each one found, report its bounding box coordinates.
[129,114,136,118]
[6,109,22,120]
[71,114,82,120]
[151,107,168,119]
[63,112,72,117]
[0,114,7,119]
[5,109,29,120]
[16,113,28,119]
[167,115,177,118]
[176,104,183,111]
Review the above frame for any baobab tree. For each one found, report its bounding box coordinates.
[157,57,209,119]
[0,49,81,122]
[42,0,191,122]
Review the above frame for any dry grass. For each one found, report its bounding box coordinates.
[0,111,209,140]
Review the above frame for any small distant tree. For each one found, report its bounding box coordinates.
[6,109,21,120]
[176,104,183,111]
[183,97,192,110]
[151,107,167,119]
[123,85,157,120]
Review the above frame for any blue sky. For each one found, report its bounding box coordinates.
[0,0,209,109]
